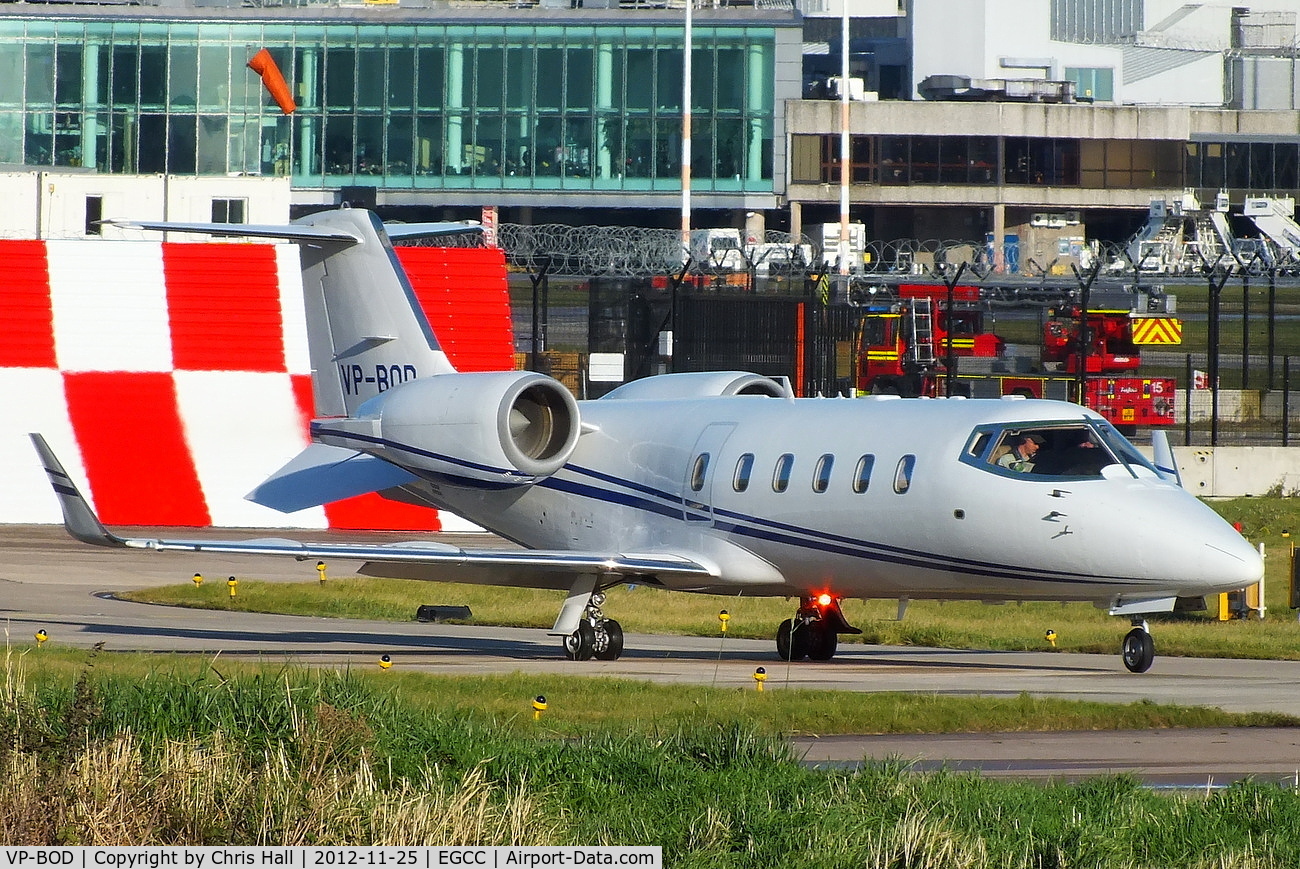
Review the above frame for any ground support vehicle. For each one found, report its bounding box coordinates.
[950,370,1176,429]
[852,284,1181,430]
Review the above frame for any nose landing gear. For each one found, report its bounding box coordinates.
[775,594,861,662]
[1121,619,1155,673]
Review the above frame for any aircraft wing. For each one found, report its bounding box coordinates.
[30,434,715,591]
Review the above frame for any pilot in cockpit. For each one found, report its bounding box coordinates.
[996,433,1044,473]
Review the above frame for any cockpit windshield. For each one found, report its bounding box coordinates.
[962,419,1159,479]
[1090,419,1160,475]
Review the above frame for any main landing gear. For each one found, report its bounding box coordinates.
[561,592,624,662]
[1121,619,1155,673]
[775,594,861,662]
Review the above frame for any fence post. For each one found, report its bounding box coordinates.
[1241,274,1250,391]
[1070,262,1101,408]
[1184,352,1192,447]
[940,262,968,397]
[1206,266,1231,447]
[1268,268,1277,391]
[528,258,552,372]
[1285,356,1291,448]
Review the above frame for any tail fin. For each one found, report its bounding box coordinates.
[106,208,478,417]
[294,209,458,416]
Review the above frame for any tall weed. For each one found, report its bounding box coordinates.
[3,654,1300,864]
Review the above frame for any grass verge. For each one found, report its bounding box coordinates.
[3,650,1300,863]
[14,648,1297,736]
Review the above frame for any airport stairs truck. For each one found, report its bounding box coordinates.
[1126,198,1186,274]
[852,284,1182,432]
[1243,196,1300,266]
[1122,192,1235,274]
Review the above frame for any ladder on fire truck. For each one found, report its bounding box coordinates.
[908,297,937,367]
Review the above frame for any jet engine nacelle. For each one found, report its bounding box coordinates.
[601,371,793,400]
[368,371,580,486]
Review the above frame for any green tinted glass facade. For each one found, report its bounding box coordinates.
[0,17,775,194]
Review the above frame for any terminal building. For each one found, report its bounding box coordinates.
[0,2,797,228]
[3,0,1300,258]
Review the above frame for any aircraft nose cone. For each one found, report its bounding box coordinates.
[1199,527,1264,592]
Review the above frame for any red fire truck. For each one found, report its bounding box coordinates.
[852,284,1182,430]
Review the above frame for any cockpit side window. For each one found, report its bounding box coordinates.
[962,423,1122,479]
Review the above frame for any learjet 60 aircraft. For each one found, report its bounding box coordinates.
[32,207,1263,673]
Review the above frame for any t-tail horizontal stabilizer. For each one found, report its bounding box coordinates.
[247,443,420,513]
[101,219,365,244]
[102,217,482,244]
[104,208,478,419]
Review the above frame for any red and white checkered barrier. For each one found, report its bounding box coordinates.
[1,239,513,532]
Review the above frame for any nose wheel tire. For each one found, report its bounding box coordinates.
[1121,628,1155,673]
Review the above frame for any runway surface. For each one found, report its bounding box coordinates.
[2,524,1299,784]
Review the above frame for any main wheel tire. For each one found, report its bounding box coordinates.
[594,619,624,661]
[1121,628,1155,673]
[776,618,810,661]
[564,621,597,661]
[807,623,838,661]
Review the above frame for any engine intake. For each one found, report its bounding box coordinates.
[499,378,579,475]
[368,371,580,485]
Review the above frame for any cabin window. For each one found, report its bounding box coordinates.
[853,455,875,493]
[690,454,709,492]
[813,454,834,493]
[733,453,754,492]
[894,454,916,493]
[773,453,794,493]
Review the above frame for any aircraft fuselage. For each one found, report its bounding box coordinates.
[403,395,1259,606]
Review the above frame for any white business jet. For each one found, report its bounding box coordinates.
[31,207,1262,673]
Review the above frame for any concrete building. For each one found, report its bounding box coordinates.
[787,0,1300,265]
[2,0,1300,258]
[0,3,799,226]
[0,172,291,239]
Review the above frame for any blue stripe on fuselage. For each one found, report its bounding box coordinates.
[313,432,1139,588]
[312,426,537,484]
[553,465,1142,588]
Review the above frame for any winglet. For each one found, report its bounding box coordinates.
[28,434,126,547]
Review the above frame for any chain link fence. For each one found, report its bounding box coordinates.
[396,224,1300,445]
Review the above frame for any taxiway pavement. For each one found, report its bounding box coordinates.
[2,524,1299,783]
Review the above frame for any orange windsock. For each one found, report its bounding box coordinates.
[247,49,296,115]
